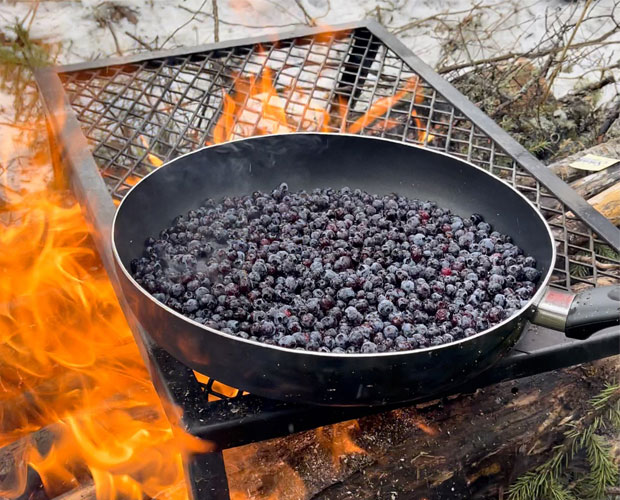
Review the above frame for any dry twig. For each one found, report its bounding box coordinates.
[294,0,316,26]
[106,22,123,56]
[212,0,219,42]
[540,0,594,105]
[490,41,558,118]
[159,0,209,49]
[437,26,619,74]
[124,31,153,51]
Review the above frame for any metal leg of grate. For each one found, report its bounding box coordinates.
[184,452,230,500]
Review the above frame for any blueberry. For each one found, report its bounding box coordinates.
[378,299,395,317]
[278,335,296,348]
[182,299,199,314]
[524,267,540,282]
[401,322,414,336]
[258,320,276,336]
[345,306,364,325]
[337,287,356,302]
[136,185,538,353]
[333,256,353,271]
[401,280,415,293]
[335,332,349,348]
[361,341,377,353]
[383,324,399,339]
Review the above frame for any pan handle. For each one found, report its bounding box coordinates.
[532,286,620,340]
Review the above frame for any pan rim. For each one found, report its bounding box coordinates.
[111,132,556,358]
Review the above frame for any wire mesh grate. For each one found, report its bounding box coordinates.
[59,27,616,331]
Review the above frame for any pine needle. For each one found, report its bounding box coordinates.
[508,381,620,500]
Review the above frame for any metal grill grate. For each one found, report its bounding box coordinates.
[35,25,620,498]
[58,27,618,295]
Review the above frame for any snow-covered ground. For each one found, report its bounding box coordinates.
[0,0,618,116]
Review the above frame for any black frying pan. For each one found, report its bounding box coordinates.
[112,134,619,406]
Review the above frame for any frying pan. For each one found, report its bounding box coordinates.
[112,133,620,406]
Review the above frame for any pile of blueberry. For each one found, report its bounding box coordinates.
[131,184,541,353]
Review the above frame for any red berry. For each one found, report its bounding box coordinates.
[411,248,423,262]
[441,268,452,276]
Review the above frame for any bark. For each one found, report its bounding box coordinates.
[4,364,618,500]
[223,358,619,500]
[550,181,620,251]
[584,183,620,226]
[541,162,620,213]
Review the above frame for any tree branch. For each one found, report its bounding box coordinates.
[294,0,316,26]
[437,27,620,74]
[211,0,219,42]
[159,0,208,49]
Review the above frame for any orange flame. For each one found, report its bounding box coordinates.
[1,45,436,500]
[316,420,366,469]
[139,135,164,167]
[209,62,429,144]
[413,418,439,436]
[347,78,420,134]
[0,118,209,500]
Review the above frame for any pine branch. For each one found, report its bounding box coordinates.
[576,433,619,499]
[508,382,620,500]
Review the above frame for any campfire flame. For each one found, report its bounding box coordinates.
[315,420,366,469]
[0,121,208,500]
[210,63,432,144]
[209,65,330,143]
[139,134,164,167]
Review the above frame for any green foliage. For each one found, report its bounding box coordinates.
[0,20,55,122]
[528,139,553,155]
[508,383,620,500]
[0,22,52,68]
[575,434,619,499]
[570,244,620,280]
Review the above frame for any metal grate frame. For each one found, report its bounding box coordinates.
[35,20,620,500]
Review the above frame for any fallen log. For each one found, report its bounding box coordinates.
[585,183,620,226]
[549,137,620,184]
[550,182,620,251]
[224,358,619,500]
[541,162,620,214]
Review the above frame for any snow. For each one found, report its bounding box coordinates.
[0,0,618,101]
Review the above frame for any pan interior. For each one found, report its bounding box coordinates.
[114,134,554,287]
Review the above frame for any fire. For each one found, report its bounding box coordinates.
[208,65,330,143]
[315,420,366,469]
[139,134,164,167]
[347,77,421,134]
[1,38,437,500]
[392,409,440,436]
[412,418,439,436]
[210,61,432,144]
[0,117,207,500]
